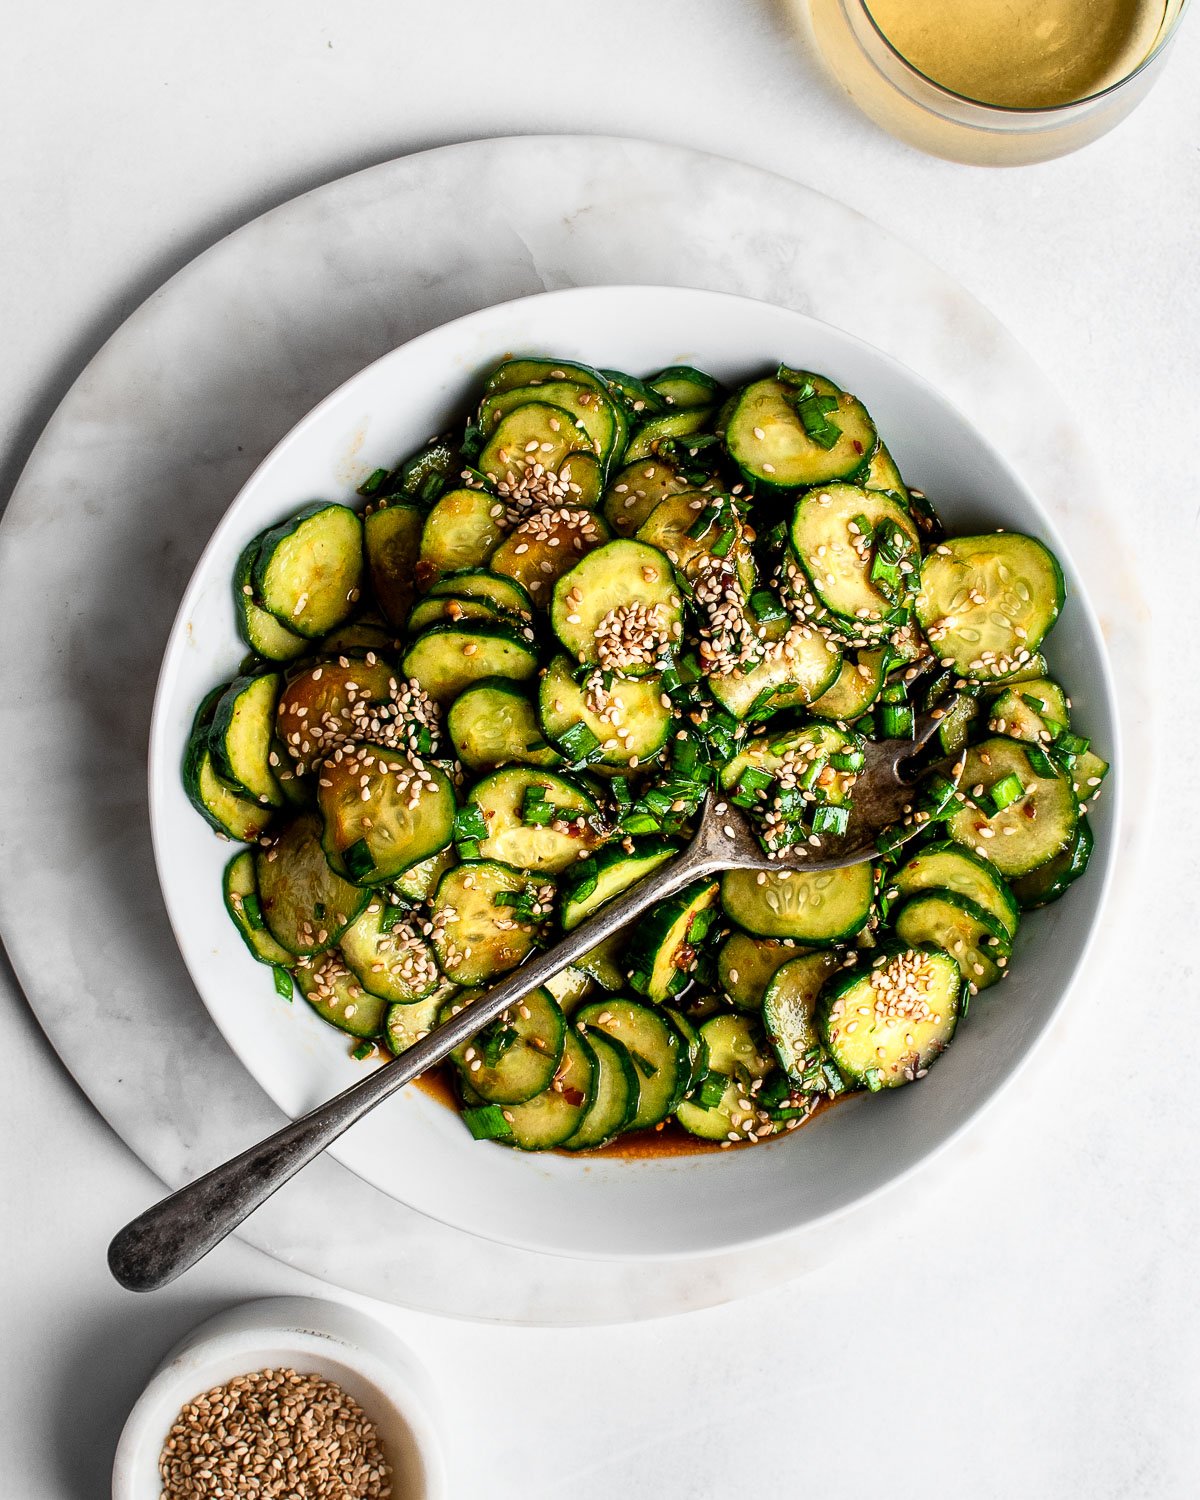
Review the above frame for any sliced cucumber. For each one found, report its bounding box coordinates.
[600,369,668,420]
[255,811,368,956]
[602,458,688,537]
[426,570,534,619]
[627,879,720,1003]
[808,647,888,722]
[864,442,910,505]
[575,931,627,991]
[296,951,388,1038]
[448,679,562,772]
[551,540,682,676]
[386,433,459,504]
[721,863,874,944]
[477,402,594,489]
[562,1029,639,1150]
[726,373,876,488]
[490,506,610,607]
[790,484,919,629]
[539,654,673,769]
[1067,749,1110,807]
[664,1005,709,1096]
[402,620,539,704]
[445,985,565,1105]
[762,953,845,1089]
[649,365,721,409]
[717,931,809,1013]
[384,990,445,1055]
[819,945,962,1090]
[541,964,594,1012]
[339,900,441,1003]
[707,622,841,720]
[429,861,551,986]
[418,488,505,582]
[560,838,677,931]
[321,613,401,657]
[363,502,423,627]
[234,538,308,662]
[674,1013,780,1143]
[184,687,276,842]
[468,766,598,874]
[222,850,294,967]
[636,492,755,594]
[485,357,611,397]
[947,736,1078,878]
[1010,817,1094,910]
[487,1029,597,1151]
[916,533,1064,680]
[408,593,505,633]
[892,842,1018,938]
[481,381,622,470]
[720,721,862,800]
[276,655,396,772]
[575,1000,688,1130]
[318,742,456,884]
[623,408,714,464]
[392,845,457,902]
[252,502,364,639]
[893,890,1010,992]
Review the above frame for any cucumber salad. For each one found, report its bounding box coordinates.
[185,356,1109,1152]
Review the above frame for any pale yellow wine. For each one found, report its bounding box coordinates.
[864,0,1168,108]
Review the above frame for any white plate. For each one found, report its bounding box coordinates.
[150,283,1119,1260]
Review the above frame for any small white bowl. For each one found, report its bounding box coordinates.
[112,1296,447,1500]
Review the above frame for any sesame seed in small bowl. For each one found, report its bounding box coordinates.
[112,1296,446,1500]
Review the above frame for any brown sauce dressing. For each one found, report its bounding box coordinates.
[410,1065,840,1157]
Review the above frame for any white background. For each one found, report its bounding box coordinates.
[2,3,1198,1496]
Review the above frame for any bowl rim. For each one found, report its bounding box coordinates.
[111,1295,447,1500]
[148,282,1122,1262]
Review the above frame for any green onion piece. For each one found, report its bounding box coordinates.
[462,1103,514,1142]
[686,905,718,946]
[610,778,633,810]
[568,858,598,904]
[984,772,1025,816]
[693,1071,729,1109]
[414,725,433,755]
[687,507,716,540]
[1025,745,1057,778]
[351,1040,374,1060]
[1021,693,1049,716]
[620,811,662,836]
[379,902,409,934]
[799,758,827,792]
[748,588,787,624]
[1056,731,1090,756]
[829,749,865,772]
[480,1023,519,1068]
[878,703,915,739]
[558,720,601,766]
[456,839,482,861]
[272,966,294,1000]
[863,1067,885,1093]
[918,773,959,821]
[811,804,851,838]
[822,1060,847,1095]
[452,804,488,843]
[874,823,909,861]
[711,527,735,558]
[241,891,265,930]
[795,391,842,449]
[356,467,388,497]
[521,786,554,826]
[341,839,375,881]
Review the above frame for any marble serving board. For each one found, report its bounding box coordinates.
[0,136,1150,1323]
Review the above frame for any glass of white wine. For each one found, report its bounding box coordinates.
[807,0,1190,165]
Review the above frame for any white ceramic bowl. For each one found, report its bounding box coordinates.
[149,284,1119,1261]
[111,1296,446,1499]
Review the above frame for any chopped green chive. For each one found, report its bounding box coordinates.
[241,891,265,930]
[984,772,1025,816]
[452,804,488,843]
[462,1103,514,1141]
[356,467,388,497]
[341,839,375,881]
[272,966,294,1000]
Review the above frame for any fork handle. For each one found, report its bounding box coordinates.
[107,842,716,1292]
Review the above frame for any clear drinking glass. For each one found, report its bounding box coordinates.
[807,0,1190,165]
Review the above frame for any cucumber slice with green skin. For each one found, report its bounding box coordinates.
[223,850,294,967]
[893,890,1010,993]
[295,951,388,1038]
[998,677,1069,729]
[818,945,962,1090]
[481,382,623,470]
[271,734,312,808]
[562,1029,639,1149]
[468,767,599,874]
[426,570,535,619]
[808,647,888,721]
[1010,817,1094,910]
[339,900,441,1003]
[790,484,919,628]
[408,593,504,633]
[484,357,611,397]
[575,1000,689,1130]
[542,965,594,1013]
[947,736,1078,878]
[674,1013,782,1143]
[988,683,1071,750]
[234,538,308,662]
[599,369,668,420]
[255,811,368,956]
[551,540,683,676]
[384,989,445,1055]
[636,492,756,595]
[402,620,539,704]
[602,458,688,537]
[477,402,595,489]
[726,374,876,489]
[627,879,720,1002]
[317,742,457,885]
[429,861,552,987]
[490,506,610,608]
[417,488,505,584]
[664,1005,709,1095]
[449,679,562,773]
[252,502,364,639]
[648,365,722,410]
[762,953,845,1089]
[276,655,397,773]
[363,502,423,627]
[937,691,980,756]
[863,442,910,505]
[717,931,811,1012]
[559,838,678,931]
[484,1029,598,1151]
[442,985,565,1105]
[916,533,1065,681]
[720,721,862,799]
[707,622,842,720]
[891,841,1019,938]
[184,687,276,842]
[539,654,673,770]
[721,863,875,944]
[623,408,714,464]
[386,434,460,505]
[210,673,285,808]
[1068,749,1109,807]
[575,931,627,991]
[978,653,1050,691]
[392,845,457,902]
[321,613,402,657]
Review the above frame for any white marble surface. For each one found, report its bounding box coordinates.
[1,4,1198,1498]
